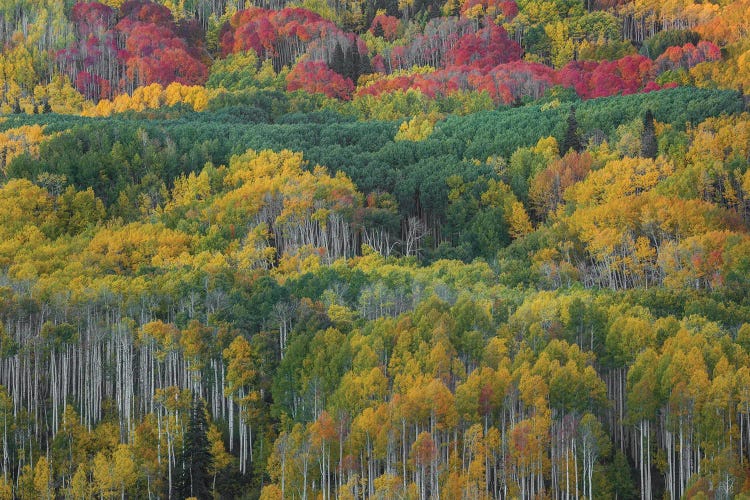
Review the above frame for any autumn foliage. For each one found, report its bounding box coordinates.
[557,55,660,99]
[0,82,749,499]
[57,0,206,100]
[369,14,401,41]
[2,0,750,495]
[287,61,355,99]
[221,7,366,72]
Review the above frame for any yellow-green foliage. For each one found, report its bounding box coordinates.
[394,111,442,141]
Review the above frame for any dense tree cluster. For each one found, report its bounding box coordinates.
[1,0,749,113]
[0,84,748,497]
[57,1,207,101]
[1,0,750,497]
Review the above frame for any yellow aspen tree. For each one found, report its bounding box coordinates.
[68,464,90,500]
[0,478,11,500]
[112,444,137,500]
[92,452,116,499]
[33,457,52,500]
[16,465,35,500]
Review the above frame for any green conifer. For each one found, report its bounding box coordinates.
[641,109,658,158]
[562,106,582,153]
[176,397,212,500]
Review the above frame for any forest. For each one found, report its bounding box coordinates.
[0,0,750,498]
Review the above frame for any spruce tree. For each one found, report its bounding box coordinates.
[373,20,385,38]
[331,42,346,76]
[344,45,357,81]
[359,52,373,77]
[176,397,212,500]
[364,2,376,31]
[641,109,658,158]
[562,106,582,153]
[608,450,638,500]
[375,0,399,17]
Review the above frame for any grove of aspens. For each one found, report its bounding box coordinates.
[0,0,749,498]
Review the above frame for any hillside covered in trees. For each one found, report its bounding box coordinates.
[1,0,750,498]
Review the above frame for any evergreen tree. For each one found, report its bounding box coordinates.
[641,109,658,158]
[450,0,461,16]
[562,106,582,153]
[364,1,376,30]
[344,45,357,81]
[608,450,638,500]
[176,397,212,500]
[331,42,346,76]
[373,21,385,38]
[375,0,399,17]
[359,52,373,77]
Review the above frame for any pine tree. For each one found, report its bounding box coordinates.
[562,106,582,153]
[373,21,385,38]
[640,109,657,158]
[176,397,212,500]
